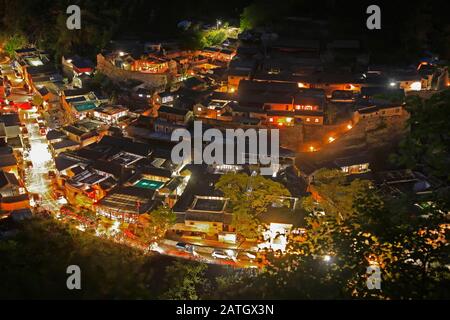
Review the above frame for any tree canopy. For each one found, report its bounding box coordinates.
[215,173,291,238]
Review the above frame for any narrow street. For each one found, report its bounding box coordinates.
[1,59,61,213]
[24,119,61,212]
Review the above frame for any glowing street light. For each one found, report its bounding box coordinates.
[347,124,353,130]
[328,136,335,143]
[323,255,331,262]
[216,19,222,29]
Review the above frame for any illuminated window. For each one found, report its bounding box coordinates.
[306,118,310,122]
[314,118,319,123]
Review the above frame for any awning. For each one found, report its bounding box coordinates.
[17,102,33,110]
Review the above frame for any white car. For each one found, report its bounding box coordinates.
[240,251,257,260]
[212,249,231,260]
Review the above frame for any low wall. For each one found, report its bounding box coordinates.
[96,54,169,89]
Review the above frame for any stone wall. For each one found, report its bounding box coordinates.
[279,125,304,152]
[96,54,169,89]
[316,110,409,159]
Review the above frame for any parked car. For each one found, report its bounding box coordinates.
[176,242,188,250]
[212,249,233,260]
[176,242,194,253]
[238,251,257,261]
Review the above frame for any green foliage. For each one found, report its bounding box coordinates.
[302,169,371,221]
[201,29,227,48]
[160,261,209,300]
[4,34,27,56]
[180,27,228,50]
[137,206,176,242]
[230,204,260,239]
[216,172,291,216]
[0,217,165,299]
[239,0,301,31]
[215,173,290,238]
[240,2,273,30]
[221,188,450,299]
[391,89,450,182]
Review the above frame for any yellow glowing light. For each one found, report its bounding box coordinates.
[286,117,293,123]
[328,136,335,143]
[347,124,353,130]
[230,87,235,93]
[298,82,305,88]
[309,146,315,152]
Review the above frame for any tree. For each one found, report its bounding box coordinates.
[230,204,260,239]
[215,173,291,238]
[0,217,161,299]
[216,173,291,216]
[220,186,450,300]
[390,90,450,182]
[301,168,372,221]
[160,261,210,300]
[136,205,176,242]
[4,34,27,56]
[240,2,274,31]
[201,29,227,48]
